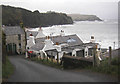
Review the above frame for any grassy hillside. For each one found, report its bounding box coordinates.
[2,5,73,27]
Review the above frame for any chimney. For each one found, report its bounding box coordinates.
[46,36,48,39]
[30,33,33,36]
[90,36,95,43]
[29,33,35,44]
[60,30,65,36]
[55,45,61,52]
[39,26,42,31]
[56,42,59,45]
[48,36,50,39]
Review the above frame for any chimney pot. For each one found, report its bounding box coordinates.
[46,36,48,39]
[91,36,94,39]
[56,42,59,45]
[48,36,50,39]
[30,33,33,36]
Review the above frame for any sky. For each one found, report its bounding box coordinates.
[0,0,119,20]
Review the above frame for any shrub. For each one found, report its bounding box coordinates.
[111,57,120,65]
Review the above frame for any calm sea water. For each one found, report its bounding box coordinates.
[31,20,118,49]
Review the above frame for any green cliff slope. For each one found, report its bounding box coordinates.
[2,5,73,27]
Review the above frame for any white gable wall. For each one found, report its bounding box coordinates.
[36,29,45,38]
[42,39,55,51]
[27,36,35,48]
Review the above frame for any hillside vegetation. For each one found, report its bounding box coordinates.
[68,14,102,21]
[2,5,73,27]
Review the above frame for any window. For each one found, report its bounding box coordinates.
[18,34,21,40]
[85,51,87,56]
[19,43,21,49]
[27,47,29,49]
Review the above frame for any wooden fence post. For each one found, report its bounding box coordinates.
[51,52,53,62]
[93,46,96,67]
[109,46,112,65]
[47,55,48,62]
[57,52,59,64]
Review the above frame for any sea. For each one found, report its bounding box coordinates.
[30,19,118,49]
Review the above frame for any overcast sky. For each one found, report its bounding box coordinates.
[0,0,119,20]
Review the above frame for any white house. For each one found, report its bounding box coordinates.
[26,28,101,61]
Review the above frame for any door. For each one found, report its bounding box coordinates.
[76,50,84,57]
[7,43,17,55]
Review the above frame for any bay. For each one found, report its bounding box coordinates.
[31,20,118,49]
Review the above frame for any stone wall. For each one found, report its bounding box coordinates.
[6,34,25,54]
[62,56,93,69]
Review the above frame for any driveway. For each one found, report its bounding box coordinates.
[7,55,118,82]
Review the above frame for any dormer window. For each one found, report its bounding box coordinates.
[67,39,76,43]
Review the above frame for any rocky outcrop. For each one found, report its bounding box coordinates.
[67,14,102,21]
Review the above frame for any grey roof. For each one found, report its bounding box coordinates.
[34,34,83,52]
[26,31,38,37]
[30,42,45,51]
[51,34,83,46]
[61,45,85,53]
[35,34,83,46]
[3,26,25,35]
[35,37,46,43]
[62,48,73,53]
[83,42,99,47]
[69,45,86,49]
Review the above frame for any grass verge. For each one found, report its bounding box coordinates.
[27,57,119,77]
[85,57,119,77]
[2,56,14,82]
[27,57,63,69]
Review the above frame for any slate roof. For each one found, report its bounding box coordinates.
[29,42,45,51]
[35,37,46,43]
[3,26,25,35]
[35,34,83,46]
[62,48,73,53]
[83,42,99,47]
[31,34,83,52]
[51,34,83,46]
[61,45,85,53]
[36,31,45,38]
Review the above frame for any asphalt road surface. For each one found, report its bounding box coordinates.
[7,55,118,82]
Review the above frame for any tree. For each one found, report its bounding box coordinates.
[20,22,27,54]
[20,22,24,29]
[2,31,6,64]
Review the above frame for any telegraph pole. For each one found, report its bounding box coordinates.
[109,46,112,65]
[113,42,115,50]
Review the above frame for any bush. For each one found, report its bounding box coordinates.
[87,57,119,76]
[111,57,120,65]
[62,56,93,69]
